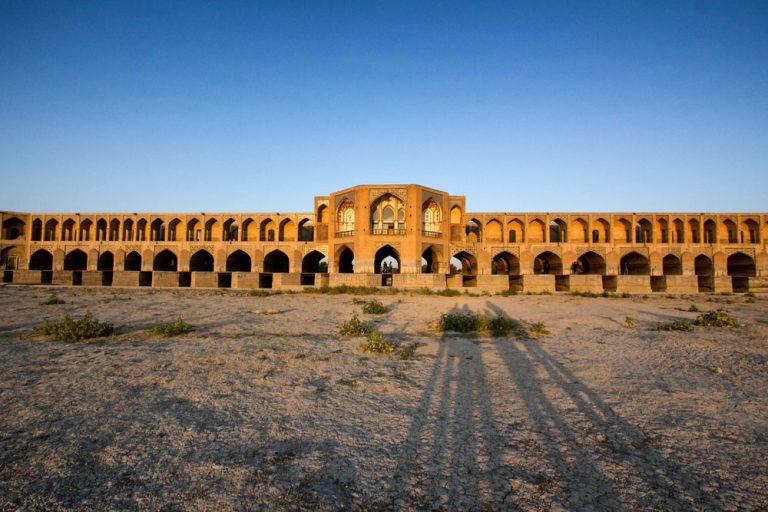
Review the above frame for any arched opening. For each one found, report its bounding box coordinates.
[485,219,502,242]
[241,218,255,241]
[703,219,716,244]
[688,219,701,244]
[741,218,759,244]
[721,219,737,244]
[302,251,327,273]
[186,218,201,241]
[136,219,147,241]
[527,219,545,243]
[576,251,606,275]
[31,219,43,241]
[727,253,756,277]
[260,218,277,241]
[338,247,354,273]
[421,246,440,273]
[613,219,632,243]
[695,255,714,276]
[264,250,289,273]
[662,254,682,275]
[534,251,562,275]
[96,219,107,241]
[153,250,178,271]
[29,249,53,270]
[317,204,328,224]
[204,218,221,241]
[190,250,214,272]
[374,245,400,274]
[619,252,650,275]
[672,218,684,243]
[695,255,714,292]
[79,219,93,241]
[226,250,251,272]
[422,199,442,234]
[507,219,524,243]
[550,219,567,243]
[370,195,405,234]
[637,219,652,243]
[337,200,355,233]
[591,218,610,243]
[109,219,121,241]
[451,251,477,275]
[98,252,114,271]
[123,219,134,241]
[124,251,142,271]
[492,252,520,275]
[656,218,668,243]
[298,219,314,241]
[223,218,238,241]
[64,249,87,271]
[279,219,296,241]
[150,219,165,242]
[44,219,59,241]
[3,217,26,240]
[570,218,588,243]
[465,219,481,242]
[61,219,76,241]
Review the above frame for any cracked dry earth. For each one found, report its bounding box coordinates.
[1,285,767,511]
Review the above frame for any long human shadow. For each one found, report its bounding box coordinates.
[383,303,531,510]
[485,300,719,510]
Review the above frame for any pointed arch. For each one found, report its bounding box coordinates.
[226,250,251,272]
[29,249,53,271]
[492,251,520,275]
[109,219,121,241]
[260,218,277,241]
[534,251,562,275]
[298,218,314,241]
[576,251,606,275]
[153,249,178,271]
[662,254,682,275]
[507,218,524,243]
[44,219,59,241]
[727,252,756,277]
[620,252,649,275]
[302,250,328,273]
[64,249,87,271]
[485,218,503,242]
[61,218,76,241]
[279,218,296,241]
[150,219,165,242]
[421,245,441,273]
[264,250,289,273]
[374,245,400,274]
[569,218,588,243]
[98,251,114,271]
[451,251,477,275]
[190,250,214,272]
[124,251,142,271]
[337,246,354,274]
[527,219,545,243]
[422,198,442,234]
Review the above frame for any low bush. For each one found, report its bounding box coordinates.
[688,304,700,312]
[435,289,461,297]
[149,317,194,337]
[530,321,550,335]
[625,316,635,328]
[361,299,388,314]
[305,285,397,295]
[359,329,396,354]
[249,289,281,297]
[656,320,693,332]
[694,309,737,328]
[496,289,519,297]
[39,295,65,305]
[35,312,116,341]
[398,343,416,360]
[339,313,372,336]
[438,311,522,337]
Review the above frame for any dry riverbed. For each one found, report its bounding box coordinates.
[1,285,767,511]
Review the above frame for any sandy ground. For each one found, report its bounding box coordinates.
[0,284,767,511]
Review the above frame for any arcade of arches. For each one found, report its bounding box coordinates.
[2,184,766,292]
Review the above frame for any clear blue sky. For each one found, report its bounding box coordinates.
[1,1,766,213]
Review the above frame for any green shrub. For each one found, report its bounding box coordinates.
[688,304,699,312]
[339,313,372,336]
[496,289,518,297]
[438,312,480,333]
[694,309,737,328]
[398,344,416,360]
[305,285,397,295]
[621,292,632,298]
[625,316,635,328]
[35,312,116,341]
[438,311,522,337]
[39,295,65,305]
[530,321,550,335]
[435,289,461,297]
[149,317,194,337]
[249,289,280,297]
[360,330,396,354]
[361,299,388,314]
[656,320,693,332]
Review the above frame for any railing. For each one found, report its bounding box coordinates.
[335,230,355,237]
[372,228,406,236]
[422,230,441,238]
